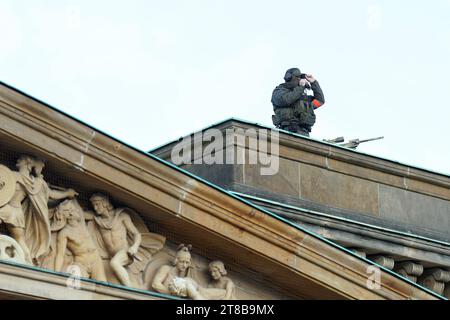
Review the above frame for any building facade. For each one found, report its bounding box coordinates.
[0,82,447,300]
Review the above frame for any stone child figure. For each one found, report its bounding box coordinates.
[53,199,107,282]
[271,67,325,137]
[86,193,142,287]
[208,260,235,300]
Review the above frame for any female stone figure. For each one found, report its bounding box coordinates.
[25,158,78,264]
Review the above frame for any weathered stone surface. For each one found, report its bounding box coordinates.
[299,163,379,216]
[278,144,328,169]
[349,248,366,258]
[151,245,236,300]
[0,262,164,300]
[327,158,405,188]
[419,275,445,295]
[424,268,450,282]
[243,156,300,198]
[395,262,424,284]
[0,84,444,300]
[152,121,450,243]
[181,163,236,189]
[397,269,417,283]
[396,262,424,276]
[407,178,450,201]
[370,256,395,270]
[444,285,450,299]
[0,235,26,264]
[379,185,450,235]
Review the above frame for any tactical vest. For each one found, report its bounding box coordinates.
[293,97,316,127]
[273,96,316,128]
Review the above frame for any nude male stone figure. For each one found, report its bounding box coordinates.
[53,199,107,282]
[86,193,142,287]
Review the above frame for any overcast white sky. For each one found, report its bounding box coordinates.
[1,0,449,175]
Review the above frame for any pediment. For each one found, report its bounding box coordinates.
[0,83,440,300]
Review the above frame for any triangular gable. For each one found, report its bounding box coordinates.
[0,82,441,300]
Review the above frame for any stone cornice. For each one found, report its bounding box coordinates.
[257,198,450,266]
[0,262,167,300]
[153,119,450,201]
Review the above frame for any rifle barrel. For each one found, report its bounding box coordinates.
[358,136,384,143]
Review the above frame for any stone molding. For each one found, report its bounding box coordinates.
[0,83,441,300]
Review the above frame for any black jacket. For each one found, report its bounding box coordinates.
[271,81,325,110]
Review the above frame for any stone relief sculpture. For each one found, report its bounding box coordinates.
[0,235,27,264]
[0,158,31,263]
[152,244,196,295]
[85,193,165,287]
[152,244,234,300]
[51,199,107,282]
[27,158,78,265]
[0,156,77,265]
[0,156,242,299]
[166,275,233,300]
[208,260,236,300]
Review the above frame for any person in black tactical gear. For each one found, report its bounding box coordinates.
[271,68,325,137]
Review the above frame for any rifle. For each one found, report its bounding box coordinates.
[323,136,344,144]
[339,136,384,149]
